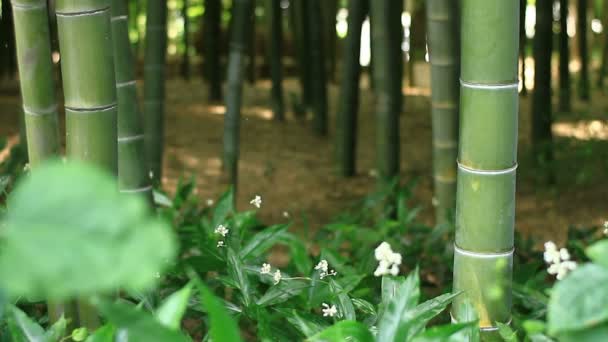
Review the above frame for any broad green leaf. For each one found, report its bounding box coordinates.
[497,322,519,342]
[528,334,555,342]
[192,276,243,342]
[94,299,189,342]
[0,161,176,300]
[280,232,313,274]
[9,306,48,342]
[376,270,422,342]
[45,315,68,341]
[395,292,460,341]
[239,224,289,260]
[153,190,173,208]
[84,325,115,342]
[522,320,546,335]
[547,264,608,335]
[227,249,252,307]
[329,279,356,321]
[450,299,479,342]
[555,323,608,342]
[351,298,377,317]
[285,310,328,338]
[257,280,309,307]
[411,322,475,342]
[308,321,374,342]
[212,188,234,229]
[156,283,193,330]
[71,327,88,341]
[586,240,608,268]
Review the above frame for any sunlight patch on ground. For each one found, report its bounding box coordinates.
[207,105,226,115]
[553,120,608,140]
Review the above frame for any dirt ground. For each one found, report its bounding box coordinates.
[1,74,607,244]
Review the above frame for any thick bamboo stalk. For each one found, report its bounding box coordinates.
[111,0,152,201]
[203,0,222,101]
[143,0,167,185]
[291,0,312,107]
[223,0,252,188]
[335,0,367,177]
[307,0,328,136]
[426,0,460,224]
[452,0,519,335]
[370,0,403,184]
[578,0,590,100]
[559,0,571,110]
[11,0,60,166]
[56,0,118,329]
[267,0,284,121]
[532,0,554,173]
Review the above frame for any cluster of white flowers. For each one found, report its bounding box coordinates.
[215,224,229,248]
[314,259,337,279]
[321,303,338,317]
[544,241,577,280]
[250,195,262,208]
[374,242,402,277]
[259,263,282,284]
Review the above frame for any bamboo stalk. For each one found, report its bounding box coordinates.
[56,0,119,329]
[426,0,460,224]
[370,0,403,184]
[203,0,223,102]
[111,0,152,201]
[307,0,328,136]
[181,0,190,80]
[143,0,167,185]
[335,0,367,177]
[452,0,519,336]
[223,0,252,188]
[267,0,284,121]
[578,0,590,100]
[559,0,571,110]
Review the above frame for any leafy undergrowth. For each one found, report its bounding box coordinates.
[0,161,606,341]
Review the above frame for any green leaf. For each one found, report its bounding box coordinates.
[71,327,89,341]
[257,279,309,307]
[329,279,356,321]
[393,292,460,341]
[308,321,374,342]
[192,275,243,342]
[280,233,313,274]
[153,190,173,208]
[156,283,193,330]
[547,264,608,335]
[227,249,252,308]
[285,310,328,338]
[586,240,608,268]
[377,271,420,341]
[0,161,176,300]
[351,298,377,317]
[450,299,479,342]
[555,323,608,342]
[239,224,289,260]
[45,315,68,341]
[411,322,475,342]
[212,188,234,229]
[94,299,190,342]
[497,322,519,342]
[84,325,115,342]
[9,306,48,342]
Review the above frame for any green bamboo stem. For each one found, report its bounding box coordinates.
[559,0,571,110]
[370,0,403,184]
[223,0,252,188]
[111,0,152,201]
[267,0,284,121]
[180,0,190,80]
[307,0,328,136]
[56,0,119,329]
[452,0,519,335]
[11,0,60,166]
[578,0,590,100]
[335,0,367,177]
[143,0,167,185]
[426,0,460,224]
[532,0,555,175]
[519,0,527,97]
[203,0,223,101]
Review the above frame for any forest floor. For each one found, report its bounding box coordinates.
[1,75,607,244]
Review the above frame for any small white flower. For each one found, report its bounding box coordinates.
[206,199,214,206]
[374,242,402,277]
[315,260,329,273]
[544,241,576,280]
[556,261,578,280]
[217,240,225,248]
[559,248,570,261]
[603,221,608,236]
[215,224,229,237]
[273,270,282,284]
[260,263,272,275]
[250,195,262,208]
[283,211,290,218]
[543,241,561,264]
[149,170,154,179]
[321,303,338,317]
[23,163,30,172]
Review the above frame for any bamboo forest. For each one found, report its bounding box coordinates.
[1,0,608,341]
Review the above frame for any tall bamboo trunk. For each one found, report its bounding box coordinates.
[247,0,256,84]
[597,3,608,89]
[307,0,328,136]
[268,0,284,121]
[111,0,152,201]
[56,0,118,329]
[322,0,338,83]
[335,0,367,177]
[578,0,590,100]
[426,0,460,225]
[223,0,252,188]
[203,0,223,101]
[291,0,312,107]
[519,0,527,96]
[143,0,168,185]
[181,0,190,80]
[559,0,572,110]
[11,0,60,166]
[370,0,403,185]
[532,0,555,179]
[451,1,519,338]
[0,0,18,80]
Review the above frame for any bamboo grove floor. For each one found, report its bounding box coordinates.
[0,76,606,245]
